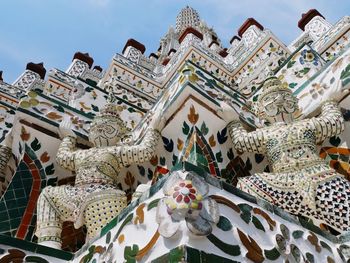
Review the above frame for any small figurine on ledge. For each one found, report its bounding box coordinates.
[220,75,350,232]
[35,97,164,249]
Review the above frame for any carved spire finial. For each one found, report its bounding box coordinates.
[176,6,201,34]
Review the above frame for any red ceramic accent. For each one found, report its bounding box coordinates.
[178,27,203,44]
[149,53,159,59]
[238,18,264,37]
[219,48,229,58]
[162,58,170,66]
[93,65,103,72]
[26,62,46,79]
[168,48,177,56]
[229,35,241,44]
[122,38,146,54]
[16,153,42,239]
[298,9,325,31]
[73,52,94,68]
[209,40,219,48]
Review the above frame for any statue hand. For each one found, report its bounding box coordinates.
[218,102,240,123]
[59,116,76,139]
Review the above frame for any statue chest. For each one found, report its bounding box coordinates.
[265,123,318,166]
[75,149,121,180]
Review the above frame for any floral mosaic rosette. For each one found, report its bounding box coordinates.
[156,170,219,238]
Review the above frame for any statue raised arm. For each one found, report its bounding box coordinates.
[219,102,265,153]
[35,102,163,249]
[223,76,350,233]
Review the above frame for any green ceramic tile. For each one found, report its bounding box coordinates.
[5,190,15,200]
[24,185,32,196]
[5,199,17,208]
[0,234,35,251]
[0,203,6,211]
[40,181,47,189]
[201,250,239,263]
[0,211,9,222]
[35,244,73,260]
[34,160,43,170]
[339,232,350,243]
[329,154,339,160]
[151,254,169,263]
[186,246,201,263]
[24,256,49,263]
[0,221,10,231]
[26,226,36,241]
[16,197,28,207]
[340,155,349,162]
[101,217,118,237]
[21,169,32,178]
[8,208,20,218]
[14,188,26,197]
[3,231,12,236]
[16,162,29,172]
[11,179,23,189]
[10,218,21,229]
[26,147,38,160]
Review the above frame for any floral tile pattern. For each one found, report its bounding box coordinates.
[1,6,350,263]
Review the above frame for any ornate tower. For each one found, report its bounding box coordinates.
[0,6,350,263]
[175,6,201,34]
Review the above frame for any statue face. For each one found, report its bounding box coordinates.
[88,117,122,147]
[260,90,298,124]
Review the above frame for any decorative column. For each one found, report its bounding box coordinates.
[229,35,241,49]
[13,62,46,91]
[298,9,332,41]
[209,40,220,51]
[66,52,94,78]
[238,18,264,47]
[122,38,146,64]
[178,27,203,49]
[149,53,159,64]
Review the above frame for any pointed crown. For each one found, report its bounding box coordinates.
[253,74,295,118]
[258,75,292,103]
[92,92,130,134]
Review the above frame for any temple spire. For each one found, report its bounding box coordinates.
[175,6,201,34]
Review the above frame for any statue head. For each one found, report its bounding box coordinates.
[257,76,299,125]
[88,102,129,147]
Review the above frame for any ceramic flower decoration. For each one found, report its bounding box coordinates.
[156,170,219,238]
[275,224,303,262]
[299,49,319,66]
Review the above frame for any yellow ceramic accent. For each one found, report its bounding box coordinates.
[190,202,198,209]
[19,100,31,108]
[196,194,203,201]
[29,98,39,106]
[28,91,38,98]
[178,203,189,209]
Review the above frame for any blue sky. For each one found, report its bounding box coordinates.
[1,0,350,83]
